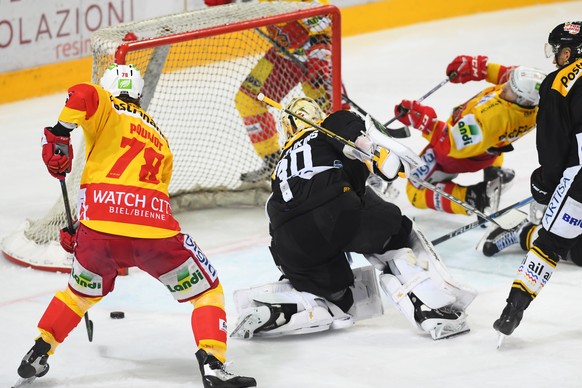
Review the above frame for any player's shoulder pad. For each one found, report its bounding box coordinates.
[65,82,104,119]
[551,59,582,97]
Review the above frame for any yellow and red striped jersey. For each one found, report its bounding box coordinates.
[58,83,180,239]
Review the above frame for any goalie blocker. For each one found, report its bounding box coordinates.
[231,223,476,340]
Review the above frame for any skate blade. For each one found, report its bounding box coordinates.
[430,319,471,340]
[229,306,271,340]
[496,332,506,350]
[12,376,36,388]
[474,224,496,251]
[230,314,253,339]
[431,328,471,341]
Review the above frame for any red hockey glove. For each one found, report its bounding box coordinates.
[394,100,438,136]
[306,43,332,87]
[59,224,78,254]
[204,0,232,6]
[446,55,488,83]
[41,127,73,179]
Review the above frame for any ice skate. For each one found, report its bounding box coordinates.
[493,300,524,336]
[411,293,470,340]
[230,305,273,339]
[196,349,257,388]
[481,220,529,257]
[17,338,50,379]
[484,166,515,192]
[493,299,526,349]
[14,338,51,387]
[466,177,501,214]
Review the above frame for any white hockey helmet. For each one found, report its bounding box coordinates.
[99,63,144,99]
[281,97,325,137]
[507,66,546,107]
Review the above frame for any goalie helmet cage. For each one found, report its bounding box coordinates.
[1,2,342,272]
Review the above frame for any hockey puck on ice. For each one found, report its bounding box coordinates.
[110,311,125,319]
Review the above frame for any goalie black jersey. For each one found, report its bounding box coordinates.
[267,110,370,229]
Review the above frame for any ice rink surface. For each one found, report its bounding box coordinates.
[1,2,582,387]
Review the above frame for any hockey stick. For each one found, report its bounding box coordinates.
[253,28,410,139]
[258,93,377,161]
[431,197,533,246]
[340,91,410,138]
[384,78,450,127]
[59,178,94,343]
[259,92,524,230]
[407,175,524,230]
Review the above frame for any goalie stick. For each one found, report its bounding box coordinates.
[407,175,524,230]
[259,92,525,231]
[59,179,94,343]
[258,93,376,160]
[431,197,533,246]
[340,91,410,138]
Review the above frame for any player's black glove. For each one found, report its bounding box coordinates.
[530,167,551,205]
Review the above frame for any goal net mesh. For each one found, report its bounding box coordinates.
[1,2,341,271]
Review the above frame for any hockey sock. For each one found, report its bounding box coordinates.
[407,181,470,215]
[511,245,557,299]
[38,286,101,346]
[190,284,227,363]
[519,223,539,251]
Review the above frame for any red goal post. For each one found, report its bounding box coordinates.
[1,2,342,272]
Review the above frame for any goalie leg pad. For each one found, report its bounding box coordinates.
[368,248,456,309]
[406,222,477,311]
[378,273,470,340]
[349,265,384,321]
[367,220,477,340]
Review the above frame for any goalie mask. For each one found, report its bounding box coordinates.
[99,64,145,100]
[281,97,325,137]
[507,66,546,107]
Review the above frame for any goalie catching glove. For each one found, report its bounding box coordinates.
[41,126,73,179]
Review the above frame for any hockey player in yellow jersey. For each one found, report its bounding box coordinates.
[205,0,335,182]
[395,56,545,216]
[15,64,256,388]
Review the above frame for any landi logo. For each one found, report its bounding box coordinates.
[166,266,205,293]
[457,121,480,146]
[71,268,102,290]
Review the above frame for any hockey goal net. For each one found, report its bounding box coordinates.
[2,2,342,272]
